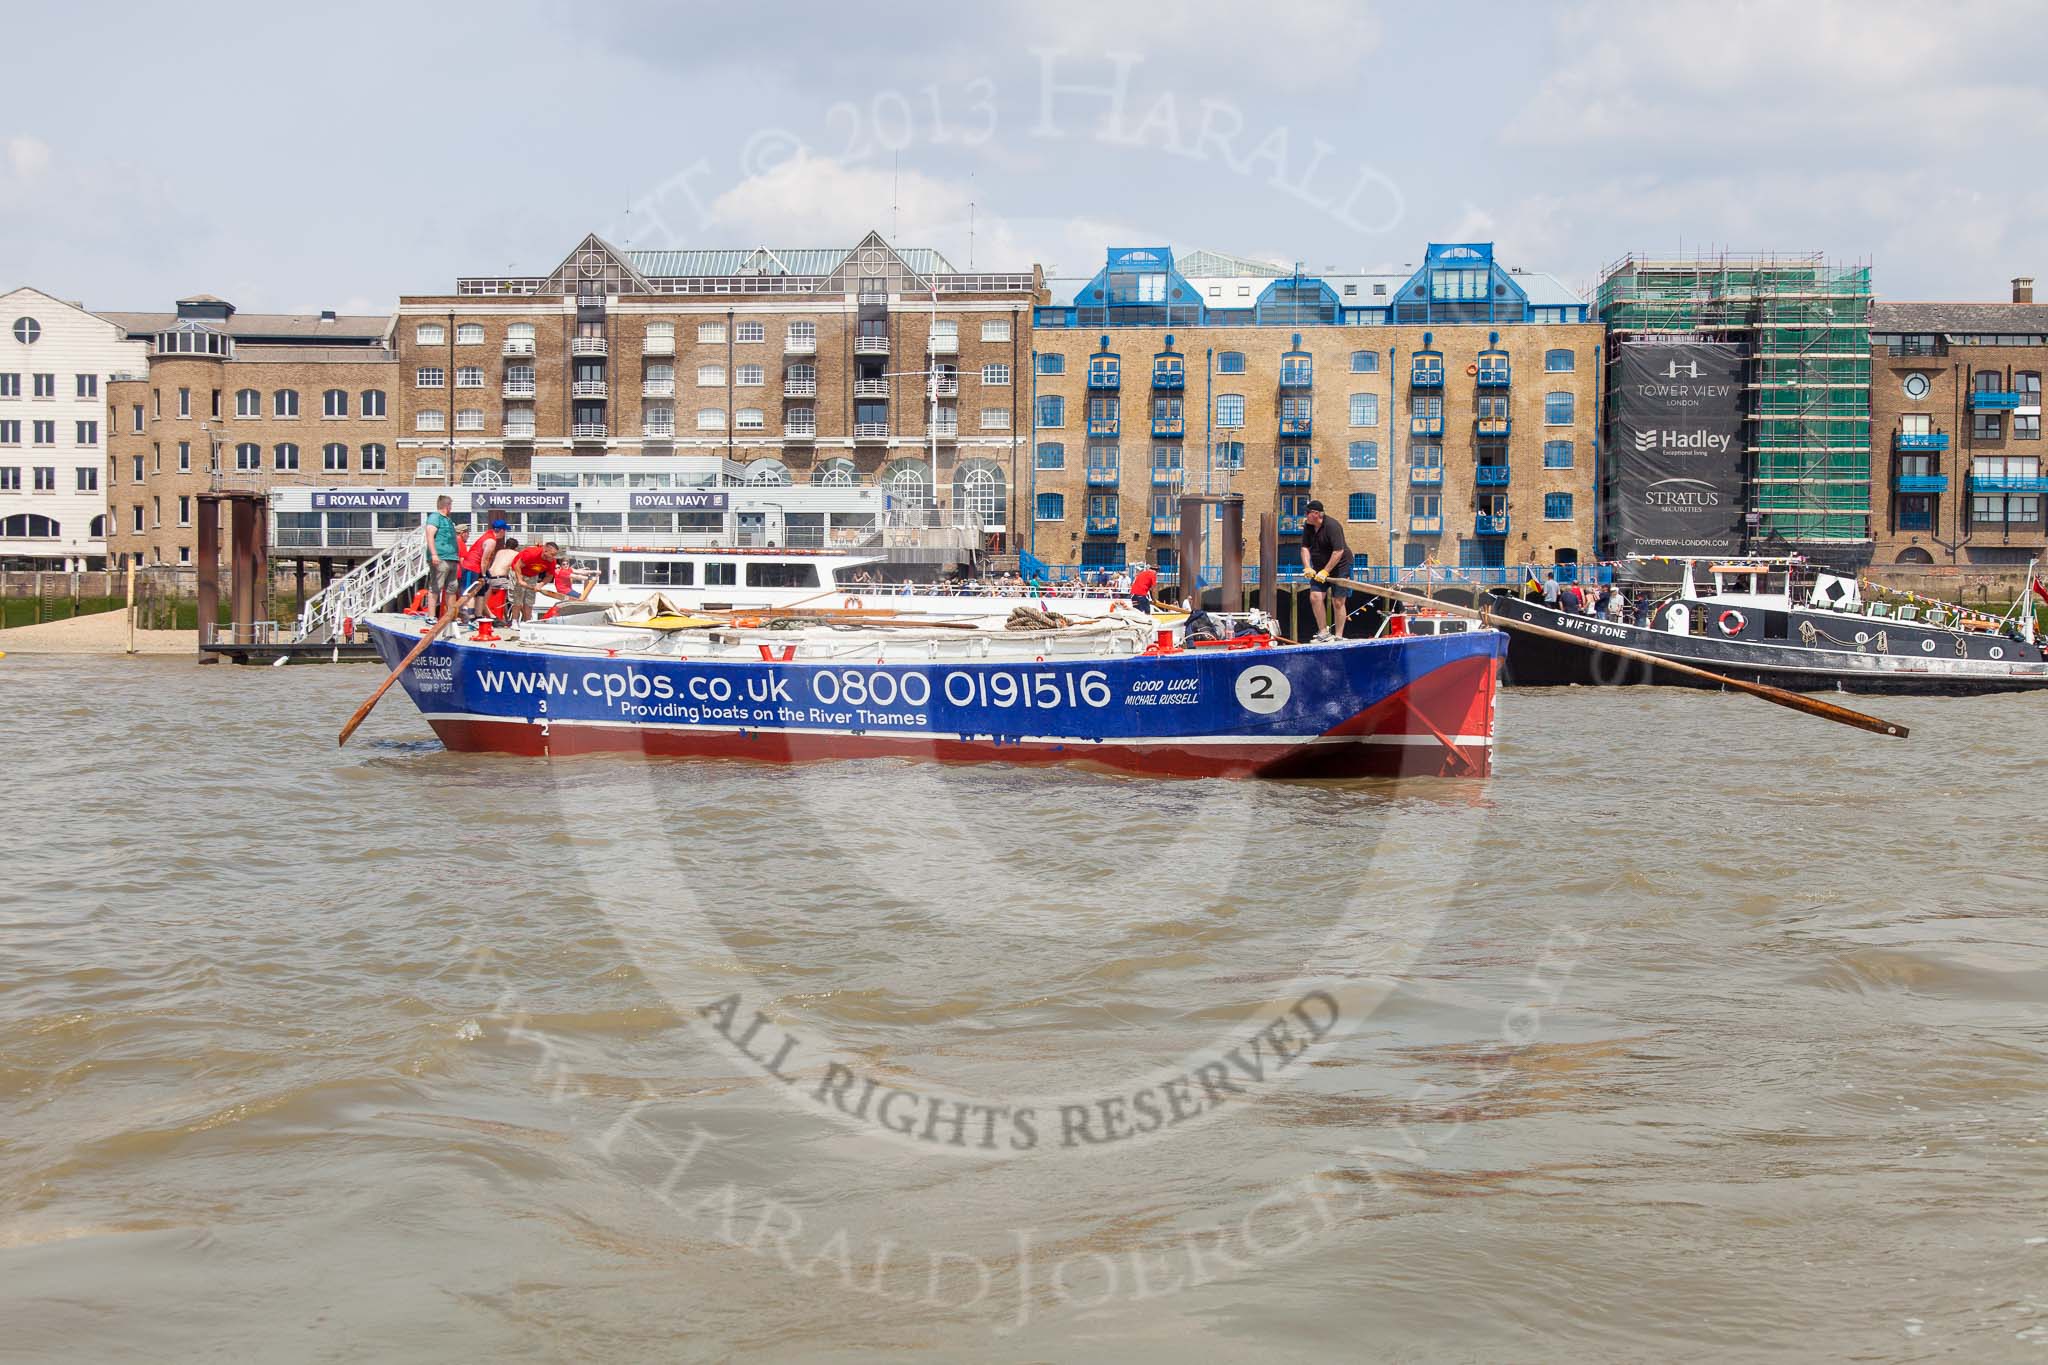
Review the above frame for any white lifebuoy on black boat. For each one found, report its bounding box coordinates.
[1717,609,1747,637]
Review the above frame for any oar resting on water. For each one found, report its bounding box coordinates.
[1321,574,1909,740]
[336,584,480,748]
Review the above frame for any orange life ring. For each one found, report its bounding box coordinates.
[1466,362,1478,375]
[1717,609,1746,636]
[844,596,863,610]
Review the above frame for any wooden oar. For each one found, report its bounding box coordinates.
[337,586,477,748]
[1324,575,1909,740]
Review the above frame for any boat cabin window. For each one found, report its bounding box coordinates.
[746,561,821,589]
[618,559,693,587]
[702,562,737,587]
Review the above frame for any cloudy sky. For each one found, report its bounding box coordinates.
[4,0,2043,314]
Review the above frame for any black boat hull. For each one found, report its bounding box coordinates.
[1486,593,2048,696]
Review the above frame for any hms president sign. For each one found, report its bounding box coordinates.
[1611,341,1745,556]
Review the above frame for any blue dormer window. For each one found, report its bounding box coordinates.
[1088,355,1120,389]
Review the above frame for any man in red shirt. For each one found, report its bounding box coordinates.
[1128,562,1159,613]
[510,541,562,622]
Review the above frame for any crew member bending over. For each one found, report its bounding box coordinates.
[1298,500,1352,641]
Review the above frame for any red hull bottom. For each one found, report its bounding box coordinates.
[416,657,1499,780]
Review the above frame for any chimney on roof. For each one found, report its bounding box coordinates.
[320,309,337,321]
[2014,277,2034,304]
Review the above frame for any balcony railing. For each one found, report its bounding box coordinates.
[853,422,890,439]
[1409,466,1444,486]
[1411,415,1444,437]
[1279,415,1312,437]
[571,337,608,357]
[1278,466,1311,486]
[854,379,890,398]
[927,334,959,355]
[1151,468,1183,486]
[502,339,536,358]
[502,380,536,398]
[572,380,608,399]
[1412,358,1444,388]
[503,424,536,441]
[1475,513,1511,535]
[1278,366,1313,389]
[1085,514,1120,534]
[1477,417,1512,439]
[1895,474,1949,493]
[785,335,817,355]
[571,423,607,440]
[1086,467,1119,487]
[1475,465,1511,486]
[1895,432,1950,451]
[1152,417,1185,438]
[854,334,890,356]
[642,380,674,398]
[932,377,959,397]
[1278,515,1304,534]
[643,335,675,356]
[1972,474,2048,494]
[1476,361,1511,388]
[857,289,888,305]
[1087,416,1120,437]
[932,422,959,439]
[785,423,816,440]
[1151,515,1178,535]
[1088,368,1120,390]
[784,379,816,398]
[1970,389,2022,411]
[643,422,676,439]
[1409,515,1443,535]
[1152,366,1184,390]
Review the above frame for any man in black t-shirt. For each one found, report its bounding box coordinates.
[1298,500,1352,641]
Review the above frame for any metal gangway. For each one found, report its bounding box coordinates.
[292,534,429,643]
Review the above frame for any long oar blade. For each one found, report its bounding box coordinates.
[1328,576,1909,740]
[336,587,476,748]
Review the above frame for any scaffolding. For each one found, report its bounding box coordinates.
[1597,253,1873,546]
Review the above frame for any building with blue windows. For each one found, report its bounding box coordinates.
[1027,244,1602,582]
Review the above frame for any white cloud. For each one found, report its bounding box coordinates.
[5,134,51,181]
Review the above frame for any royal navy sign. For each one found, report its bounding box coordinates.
[311,491,409,509]
[629,491,729,511]
[1610,341,1746,556]
[474,490,571,511]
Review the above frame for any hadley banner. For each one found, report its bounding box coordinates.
[1610,341,1746,556]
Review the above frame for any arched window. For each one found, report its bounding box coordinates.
[811,457,857,486]
[274,442,299,471]
[361,444,387,472]
[734,408,765,431]
[882,457,930,507]
[1350,350,1379,373]
[1217,351,1246,374]
[90,513,108,538]
[696,408,726,431]
[464,458,508,487]
[360,389,387,418]
[952,459,1006,528]
[1,513,59,538]
[274,389,300,419]
[323,442,348,472]
[235,388,261,418]
[323,388,348,418]
[744,458,789,485]
[235,442,260,471]
[416,323,444,345]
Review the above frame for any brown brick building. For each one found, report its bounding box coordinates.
[102,297,395,567]
[394,232,1040,539]
[1028,246,1603,579]
[1868,285,2047,574]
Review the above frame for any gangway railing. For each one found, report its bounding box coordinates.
[292,533,430,643]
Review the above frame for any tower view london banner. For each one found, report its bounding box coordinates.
[1610,341,1745,556]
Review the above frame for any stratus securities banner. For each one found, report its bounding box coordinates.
[1610,341,1746,556]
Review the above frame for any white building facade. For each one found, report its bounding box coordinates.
[0,286,149,569]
